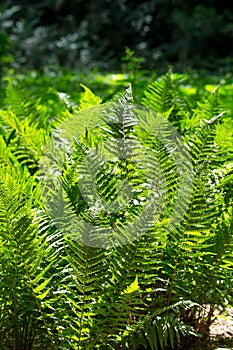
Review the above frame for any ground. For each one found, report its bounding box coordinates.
[190,308,233,350]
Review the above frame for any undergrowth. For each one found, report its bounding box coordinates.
[0,70,232,349]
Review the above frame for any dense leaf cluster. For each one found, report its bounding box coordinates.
[0,72,232,349]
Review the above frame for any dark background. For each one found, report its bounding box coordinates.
[1,0,233,72]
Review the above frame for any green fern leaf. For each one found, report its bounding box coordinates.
[123,276,139,294]
[79,84,102,110]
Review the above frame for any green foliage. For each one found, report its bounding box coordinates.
[0,4,17,74]
[121,48,153,103]
[0,71,232,350]
[2,1,233,71]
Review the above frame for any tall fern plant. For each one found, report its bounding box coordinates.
[0,76,232,349]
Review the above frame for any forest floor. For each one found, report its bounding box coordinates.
[190,308,233,349]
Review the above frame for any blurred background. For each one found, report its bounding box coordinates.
[1,0,233,74]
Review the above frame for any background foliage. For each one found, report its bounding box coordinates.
[1,0,233,72]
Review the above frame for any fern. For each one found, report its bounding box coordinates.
[38,87,201,349]
[141,71,193,132]
[0,169,57,349]
[0,73,232,350]
[0,100,50,175]
[5,81,34,118]
[79,84,102,111]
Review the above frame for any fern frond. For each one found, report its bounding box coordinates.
[79,84,102,111]
[185,113,224,170]
[0,134,20,168]
[0,171,58,349]
[194,86,224,121]
[5,81,33,117]
[142,71,175,114]
[141,71,192,131]
[100,85,141,160]
[64,238,107,346]
[145,312,198,350]
[0,108,49,174]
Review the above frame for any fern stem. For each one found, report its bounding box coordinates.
[12,273,20,350]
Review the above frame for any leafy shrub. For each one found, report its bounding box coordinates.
[0,72,232,349]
